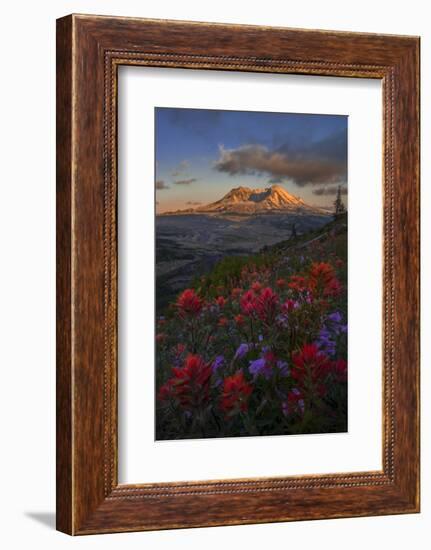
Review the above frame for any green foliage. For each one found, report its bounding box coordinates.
[194,253,277,297]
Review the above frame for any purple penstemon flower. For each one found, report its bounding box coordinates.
[316,311,347,356]
[212,355,224,373]
[211,355,225,387]
[276,360,289,377]
[234,343,250,360]
[249,355,289,379]
[276,313,289,328]
[327,311,347,334]
[249,357,267,378]
[282,388,305,417]
[316,327,336,356]
[327,311,342,324]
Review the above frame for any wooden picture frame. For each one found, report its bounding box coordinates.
[56,14,420,535]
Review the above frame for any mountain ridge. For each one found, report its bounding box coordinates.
[159,184,324,216]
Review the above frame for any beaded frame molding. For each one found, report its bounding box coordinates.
[56,14,420,535]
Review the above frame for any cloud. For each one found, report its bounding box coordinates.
[156,180,169,190]
[214,136,347,187]
[186,201,202,205]
[174,178,197,185]
[313,185,348,196]
[171,160,189,177]
[275,129,346,160]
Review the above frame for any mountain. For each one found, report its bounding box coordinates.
[160,185,324,216]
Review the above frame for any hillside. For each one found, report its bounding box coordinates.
[156,212,348,440]
[195,212,347,298]
[156,206,331,312]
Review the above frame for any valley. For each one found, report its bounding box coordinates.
[156,185,331,310]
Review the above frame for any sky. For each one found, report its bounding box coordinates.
[155,107,347,213]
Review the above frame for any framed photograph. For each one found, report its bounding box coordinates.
[56,14,420,534]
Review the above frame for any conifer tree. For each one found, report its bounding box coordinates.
[334,185,345,217]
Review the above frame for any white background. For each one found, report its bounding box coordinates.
[118,67,382,483]
[0,1,428,549]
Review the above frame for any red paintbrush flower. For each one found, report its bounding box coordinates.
[332,359,347,382]
[288,275,309,292]
[218,316,229,327]
[220,371,253,416]
[291,343,332,397]
[161,354,212,410]
[255,287,279,322]
[276,278,287,289]
[323,277,342,297]
[157,379,175,402]
[240,290,257,316]
[251,281,262,293]
[309,262,342,297]
[234,314,245,326]
[176,288,203,317]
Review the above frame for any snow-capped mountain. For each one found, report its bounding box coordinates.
[160,185,323,216]
[197,185,307,213]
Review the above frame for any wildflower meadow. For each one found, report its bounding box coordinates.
[155,215,348,440]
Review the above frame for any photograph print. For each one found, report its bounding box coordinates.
[155,107,348,441]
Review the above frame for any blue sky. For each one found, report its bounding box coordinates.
[155,107,347,212]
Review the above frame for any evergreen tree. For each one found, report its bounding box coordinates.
[334,185,345,217]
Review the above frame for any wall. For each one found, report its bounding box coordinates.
[0,1,428,548]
